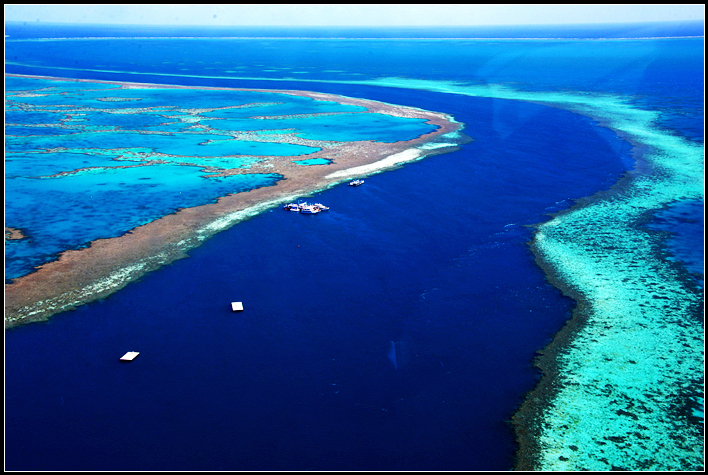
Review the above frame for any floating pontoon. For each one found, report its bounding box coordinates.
[120,351,140,361]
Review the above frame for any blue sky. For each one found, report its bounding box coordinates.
[4,4,705,27]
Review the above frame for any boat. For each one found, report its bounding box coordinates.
[300,205,321,214]
[284,200,329,213]
[349,179,364,186]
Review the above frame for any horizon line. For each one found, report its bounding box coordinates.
[5,19,705,28]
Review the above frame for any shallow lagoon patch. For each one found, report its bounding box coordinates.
[6,84,277,110]
[205,112,437,143]
[292,158,332,166]
[5,164,281,280]
[5,151,140,178]
[201,97,367,119]
[6,128,320,157]
[80,110,173,129]
[4,75,121,91]
[5,109,65,125]
[150,154,265,169]
[644,199,705,282]
[199,137,319,157]
[5,125,77,137]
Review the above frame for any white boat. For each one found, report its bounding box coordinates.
[300,205,321,214]
[284,200,328,213]
[349,179,364,186]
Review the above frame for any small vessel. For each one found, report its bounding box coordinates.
[300,205,321,214]
[349,179,364,186]
[284,200,328,213]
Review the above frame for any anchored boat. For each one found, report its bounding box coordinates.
[283,200,329,213]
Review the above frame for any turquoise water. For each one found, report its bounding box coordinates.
[6,129,320,157]
[6,125,77,136]
[5,76,440,281]
[5,151,141,177]
[201,98,368,118]
[293,158,332,165]
[77,110,173,129]
[4,76,120,91]
[191,137,318,157]
[5,109,64,124]
[645,200,705,284]
[205,112,436,142]
[5,162,281,279]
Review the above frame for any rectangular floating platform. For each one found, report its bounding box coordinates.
[120,351,140,361]
[231,302,244,312]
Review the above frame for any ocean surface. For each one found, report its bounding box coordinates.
[4,22,704,470]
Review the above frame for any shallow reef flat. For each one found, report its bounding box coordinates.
[4,74,465,329]
[515,186,704,470]
[506,100,704,470]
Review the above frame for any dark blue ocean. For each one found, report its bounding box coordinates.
[4,22,704,470]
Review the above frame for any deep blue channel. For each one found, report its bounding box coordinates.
[5,90,632,470]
